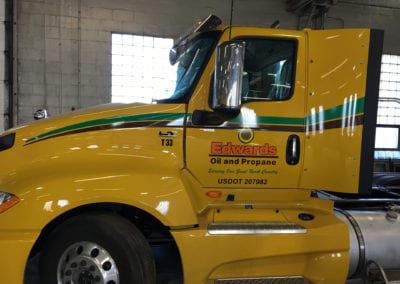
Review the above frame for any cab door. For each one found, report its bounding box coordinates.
[185,28,307,189]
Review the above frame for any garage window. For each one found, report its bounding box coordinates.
[378,54,400,125]
[375,54,400,159]
[111,34,177,103]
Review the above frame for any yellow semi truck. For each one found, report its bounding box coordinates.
[0,14,398,283]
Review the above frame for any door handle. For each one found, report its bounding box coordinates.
[286,135,300,165]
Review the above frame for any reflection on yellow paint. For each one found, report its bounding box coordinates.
[241,107,257,127]
[98,153,154,159]
[341,94,358,137]
[156,201,170,215]
[167,117,185,126]
[321,58,348,79]
[87,145,99,149]
[310,107,316,136]
[307,106,324,136]
[43,201,53,212]
[318,105,324,134]
[57,200,69,207]
[341,97,348,136]
[74,175,130,183]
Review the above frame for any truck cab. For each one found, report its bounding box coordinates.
[0,14,397,284]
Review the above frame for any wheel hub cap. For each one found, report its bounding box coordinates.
[57,241,119,284]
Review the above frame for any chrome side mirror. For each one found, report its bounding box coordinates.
[34,109,48,120]
[212,41,245,110]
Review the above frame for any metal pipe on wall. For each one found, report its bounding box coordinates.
[4,0,13,129]
[338,0,400,10]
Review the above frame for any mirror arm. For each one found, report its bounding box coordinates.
[191,109,240,126]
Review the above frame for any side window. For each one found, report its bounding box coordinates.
[240,38,297,102]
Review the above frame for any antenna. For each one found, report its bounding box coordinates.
[229,0,234,40]
[270,20,280,28]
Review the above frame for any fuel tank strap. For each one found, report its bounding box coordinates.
[208,222,306,235]
[335,208,366,278]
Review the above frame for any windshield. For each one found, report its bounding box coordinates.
[158,32,220,103]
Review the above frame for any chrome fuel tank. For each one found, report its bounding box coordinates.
[336,209,400,279]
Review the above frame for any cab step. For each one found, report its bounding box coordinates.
[208,222,306,235]
[215,276,311,284]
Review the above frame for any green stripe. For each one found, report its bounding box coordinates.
[257,116,304,125]
[26,113,185,143]
[228,115,304,125]
[229,97,365,126]
[26,97,366,144]
[306,96,365,124]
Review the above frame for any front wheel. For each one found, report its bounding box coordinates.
[39,213,156,284]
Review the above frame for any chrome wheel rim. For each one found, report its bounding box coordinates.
[57,241,119,284]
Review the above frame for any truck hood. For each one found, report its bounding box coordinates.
[3,103,186,147]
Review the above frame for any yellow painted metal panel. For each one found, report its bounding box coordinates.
[186,27,308,191]
[0,103,197,229]
[301,29,380,193]
[172,202,349,283]
[0,231,37,283]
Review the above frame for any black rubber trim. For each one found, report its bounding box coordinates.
[0,133,15,151]
[359,29,384,194]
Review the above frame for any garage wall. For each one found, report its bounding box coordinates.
[13,0,400,126]
[0,0,5,132]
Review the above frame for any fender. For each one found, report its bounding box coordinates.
[0,103,197,231]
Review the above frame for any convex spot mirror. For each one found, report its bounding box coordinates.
[34,109,48,120]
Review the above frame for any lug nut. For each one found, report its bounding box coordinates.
[102,261,112,271]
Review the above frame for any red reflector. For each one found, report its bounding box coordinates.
[206,190,222,198]
[0,196,19,214]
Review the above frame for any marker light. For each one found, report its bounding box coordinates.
[206,190,222,198]
[0,192,19,213]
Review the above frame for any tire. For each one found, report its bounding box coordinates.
[39,213,156,284]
